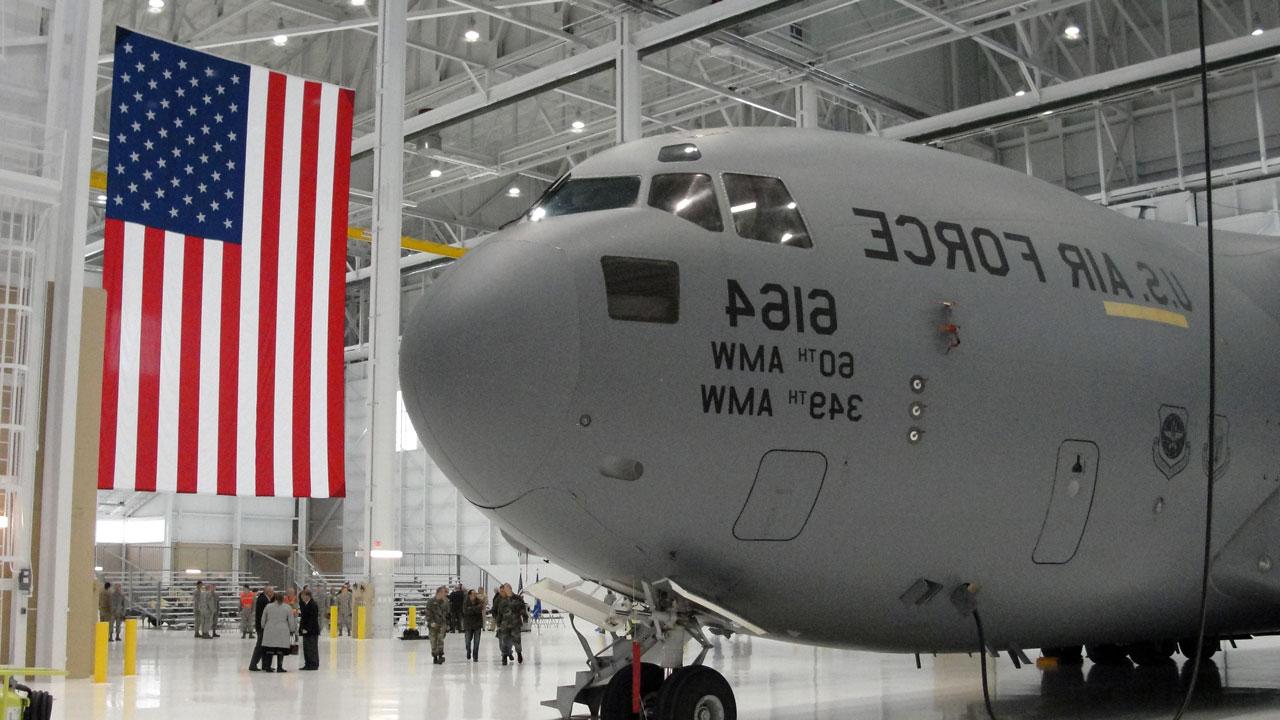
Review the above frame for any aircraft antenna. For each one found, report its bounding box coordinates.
[1172,0,1219,717]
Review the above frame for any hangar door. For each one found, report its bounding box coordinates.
[734,450,827,541]
[1033,440,1100,564]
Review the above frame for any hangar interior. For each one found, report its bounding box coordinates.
[1,0,1279,718]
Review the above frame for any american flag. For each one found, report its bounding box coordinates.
[98,28,352,498]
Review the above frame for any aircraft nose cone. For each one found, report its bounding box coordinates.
[399,238,580,507]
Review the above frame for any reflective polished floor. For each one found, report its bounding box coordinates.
[46,625,1280,719]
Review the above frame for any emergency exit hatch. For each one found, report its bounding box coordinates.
[1033,440,1100,564]
[733,450,828,541]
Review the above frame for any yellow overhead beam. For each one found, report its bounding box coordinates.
[89,171,466,259]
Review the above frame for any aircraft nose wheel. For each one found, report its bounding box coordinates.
[656,665,736,720]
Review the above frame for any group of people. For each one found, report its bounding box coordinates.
[422,582,528,666]
[191,581,223,639]
[246,585,323,672]
[96,582,127,641]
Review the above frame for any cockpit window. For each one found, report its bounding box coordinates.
[648,173,723,232]
[527,175,640,221]
[722,173,812,248]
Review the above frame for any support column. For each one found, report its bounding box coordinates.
[231,498,242,587]
[366,0,408,640]
[32,0,104,669]
[616,13,642,145]
[795,82,820,129]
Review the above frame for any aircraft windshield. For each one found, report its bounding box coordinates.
[527,175,640,222]
[723,173,812,248]
[648,173,723,232]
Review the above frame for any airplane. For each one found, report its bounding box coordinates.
[398,126,1280,720]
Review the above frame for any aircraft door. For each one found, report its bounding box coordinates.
[1032,440,1100,564]
[733,450,827,541]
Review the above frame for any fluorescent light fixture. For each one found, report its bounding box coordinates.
[429,168,443,178]
[674,197,693,212]
[185,568,202,575]
[147,0,165,13]
[369,549,403,559]
[570,119,586,132]
[272,34,289,46]
[730,201,757,214]
[529,207,547,222]
[780,232,793,244]
[351,0,367,5]
[94,566,104,572]
[95,517,165,544]
[507,187,521,197]
[464,17,481,43]
[1015,89,1027,97]
[1063,22,1081,40]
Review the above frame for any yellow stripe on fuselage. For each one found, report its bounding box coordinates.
[1103,301,1189,329]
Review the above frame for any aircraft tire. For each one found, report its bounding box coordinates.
[599,662,665,720]
[1126,641,1176,666]
[1177,638,1220,662]
[656,665,736,720]
[1085,644,1130,665]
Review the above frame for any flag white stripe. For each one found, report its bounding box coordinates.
[236,65,269,496]
[113,222,146,490]
[196,242,223,495]
[273,77,303,498]
[309,84,337,499]
[154,230,185,493]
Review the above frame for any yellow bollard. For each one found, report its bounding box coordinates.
[408,605,417,631]
[94,622,109,683]
[329,605,338,638]
[123,619,137,676]
[356,605,366,640]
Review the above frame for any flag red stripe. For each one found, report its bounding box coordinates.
[176,236,204,493]
[97,219,126,490]
[328,88,354,499]
[217,244,242,496]
[134,227,167,493]
[292,81,321,498]
[255,71,287,497]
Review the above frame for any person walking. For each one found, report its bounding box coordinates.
[462,590,485,663]
[298,589,320,671]
[109,583,127,641]
[259,592,296,673]
[248,585,274,671]
[496,584,527,665]
[425,586,450,664]
[336,584,352,637]
[239,585,255,639]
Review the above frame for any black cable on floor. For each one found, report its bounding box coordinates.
[973,609,999,720]
[1172,1,1218,718]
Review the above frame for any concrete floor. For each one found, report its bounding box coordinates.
[43,625,1280,719]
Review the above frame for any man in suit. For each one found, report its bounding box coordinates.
[297,590,321,670]
[247,585,275,671]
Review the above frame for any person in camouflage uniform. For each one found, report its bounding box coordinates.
[495,583,527,665]
[425,586,450,664]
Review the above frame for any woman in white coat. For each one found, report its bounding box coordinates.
[259,593,297,672]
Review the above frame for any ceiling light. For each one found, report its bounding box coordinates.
[1253,26,1265,36]
[464,17,480,43]
[1063,22,1081,40]
[272,33,289,46]
[786,201,797,210]
[147,0,165,13]
[351,0,367,5]
[94,566,104,572]
[185,568,202,575]
[730,201,757,214]
[1252,14,1264,35]
[507,187,521,197]
[429,168,442,178]
[570,119,586,133]
[369,549,403,559]
[1015,89,1027,97]
[96,194,107,203]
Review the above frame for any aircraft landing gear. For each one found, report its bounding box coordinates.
[656,665,737,720]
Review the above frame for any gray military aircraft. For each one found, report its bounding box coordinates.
[399,127,1280,720]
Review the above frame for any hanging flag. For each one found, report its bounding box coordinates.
[97,28,352,498]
